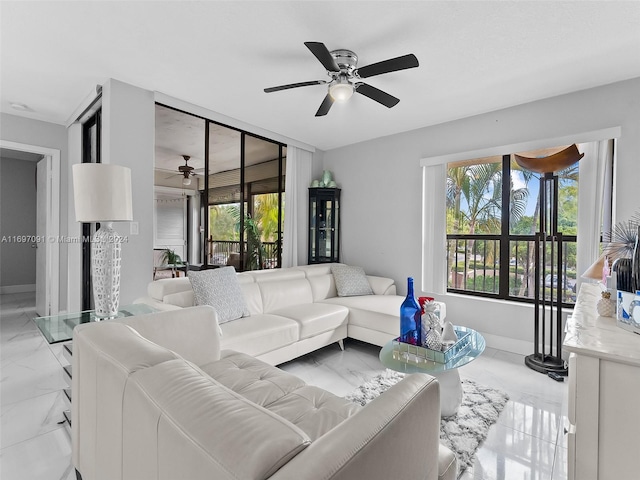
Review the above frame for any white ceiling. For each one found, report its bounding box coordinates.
[2,1,640,152]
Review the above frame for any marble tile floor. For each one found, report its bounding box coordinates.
[0,292,569,480]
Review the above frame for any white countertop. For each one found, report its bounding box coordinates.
[564,283,640,366]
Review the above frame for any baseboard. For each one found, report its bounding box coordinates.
[480,332,533,356]
[0,284,36,294]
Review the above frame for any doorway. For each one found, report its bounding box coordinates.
[0,140,60,316]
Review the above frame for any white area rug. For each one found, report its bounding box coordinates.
[345,370,509,477]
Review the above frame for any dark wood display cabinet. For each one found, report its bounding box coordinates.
[308,187,340,264]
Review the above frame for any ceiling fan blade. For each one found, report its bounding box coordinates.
[264,80,327,93]
[315,94,334,117]
[304,42,340,72]
[355,83,400,108]
[355,53,419,79]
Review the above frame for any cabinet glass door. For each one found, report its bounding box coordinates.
[309,188,340,264]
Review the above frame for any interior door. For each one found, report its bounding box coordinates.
[35,157,49,316]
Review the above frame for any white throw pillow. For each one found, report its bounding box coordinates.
[188,267,250,323]
[331,265,374,297]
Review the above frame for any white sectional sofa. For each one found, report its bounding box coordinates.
[134,263,446,365]
[72,306,458,480]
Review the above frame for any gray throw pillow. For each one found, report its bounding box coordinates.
[331,265,374,297]
[188,267,250,323]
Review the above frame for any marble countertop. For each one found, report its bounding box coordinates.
[564,283,640,366]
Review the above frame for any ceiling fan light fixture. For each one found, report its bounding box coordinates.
[182,176,192,186]
[329,80,353,102]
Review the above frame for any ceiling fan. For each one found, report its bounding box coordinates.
[264,41,419,117]
[177,155,195,186]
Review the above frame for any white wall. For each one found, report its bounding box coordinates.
[101,79,155,305]
[322,77,640,353]
[0,113,68,306]
[0,156,37,288]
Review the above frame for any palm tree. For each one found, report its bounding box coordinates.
[253,193,281,242]
[229,206,266,271]
[447,160,531,291]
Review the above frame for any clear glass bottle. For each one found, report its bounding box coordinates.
[400,277,421,345]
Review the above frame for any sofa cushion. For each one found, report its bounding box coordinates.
[249,268,306,283]
[188,267,250,324]
[219,314,299,357]
[266,385,361,441]
[147,277,191,301]
[331,265,374,297]
[269,303,349,339]
[306,273,339,302]
[258,278,314,313]
[125,359,310,480]
[204,352,360,441]
[240,282,264,315]
[162,289,194,308]
[321,295,404,336]
[203,351,307,407]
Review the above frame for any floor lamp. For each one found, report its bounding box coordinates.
[72,163,133,319]
[515,144,583,375]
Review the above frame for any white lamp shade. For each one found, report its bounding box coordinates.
[72,163,133,222]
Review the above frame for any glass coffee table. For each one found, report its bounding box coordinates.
[34,303,157,344]
[379,326,485,417]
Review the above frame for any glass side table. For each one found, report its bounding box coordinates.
[379,326,485,417]
[33,303,158,431]
[34,303,156,344]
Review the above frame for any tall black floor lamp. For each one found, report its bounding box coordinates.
[515,145,584,375]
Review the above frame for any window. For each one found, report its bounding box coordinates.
[446,148,581,305]
[155,104,286,271]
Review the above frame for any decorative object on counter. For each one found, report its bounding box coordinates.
[420,298,443,349]
[603,209,640,293]
[613,258,633,293]
[629,291,640,324]
[617,290,640,334]
[419,296,441,322]
[596,290,616,317]
[392,326,471,364]
[441,321,458,347]
[632,225,640,292]
[423,327,443,351]
[310,170,339,188]
[400,277,421,345]
[582,253,607,283]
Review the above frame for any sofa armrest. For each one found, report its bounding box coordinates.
[133,297,183,311]
[366,275,396,295]
[72,322,180,480]
[270,374,449,480]
[116,305,222,367]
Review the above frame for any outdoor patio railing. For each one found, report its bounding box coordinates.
[208,239,279,269]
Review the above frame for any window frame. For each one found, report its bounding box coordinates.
[420,129,618,304]
[156,102,287,271]
[445,154,578,306]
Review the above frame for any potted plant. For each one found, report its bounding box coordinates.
[161,248,183,266]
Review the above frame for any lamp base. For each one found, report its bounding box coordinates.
[92,222,122,319]
[524,353,567,375]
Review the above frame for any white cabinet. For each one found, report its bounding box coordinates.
[564,283,640,480]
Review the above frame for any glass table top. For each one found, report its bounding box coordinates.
[33,303,156,344]
[379,326,486,374]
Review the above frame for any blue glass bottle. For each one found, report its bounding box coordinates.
[400,277,421,345]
